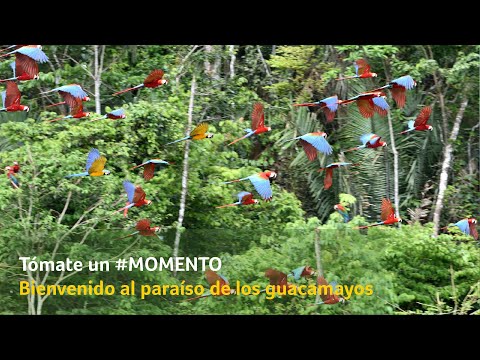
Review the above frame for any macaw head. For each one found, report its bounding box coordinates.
[37,45,43,50]
[154,226,162,233]
[103,170,111,175]
[334,204,339,210]
[23,106,30,112]
[84,112,91,117]
[146,200,153,206]
[206,133,214,139]
[83,96,90,102]
[5,166,11,171]
[382,141,388,147]
[427,125,433,131]
[268,171,277,180]
[160,79,168,86]
[33,74,40,80]
[471,218,477,224]
[120,114,126,119]
[267,126,272,131]
[371,72,378,77]
[397,218,403,223]
[253,199,260,204]
[339,297,347,304]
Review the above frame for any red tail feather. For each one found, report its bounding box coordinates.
[46,102,65,108]
[344,147,359,152]
[112,84,143,96]
[215,203,239,209]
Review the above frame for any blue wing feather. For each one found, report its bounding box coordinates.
[123,181,136,203]
[248,174,272,200]
[391,75,415,90]
[10,61,15,77]
[17,47,49,63]
[353,62,359,76]
[150,159,169,165]
[109,108,125,116]
[1,91,5,108]
[236,191,251,202]
[85,148,101,171]
[51,84,88,99]
[454,219,470,235]
[300,134,333,155]
[372,97,390,110]
[360,133,375,146]
[290,266,306,281]
[320,96,339,112]
[407,120,415,130]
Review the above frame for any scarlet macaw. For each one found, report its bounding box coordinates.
[334,204,350,223]
[11,161,20,174]
[0,81,29,112]
[165,122,214,145]
[216,191,259,208]
[112,69,168,96]
[336,59,378,80]
[283,132,332,161]
[48,98,90,122]
[43,84,89,108]
[130,159,170,181]
[356,198,402,229]
[289,265,315,281]
[185,270,237,301]
[369,75,416,108]
[293,95,340,122]
[344,133,387,152]
[115,181,152,218]
[442,218,478,240]
[314,276,346,305]
[112,219,162,241]
[399,106,433,134]
[317,162,359,190]
[4,166,19,189]
[0,45,48,82]
[228,102,271,145]
[65,148,111,178]
[223,170,277,201]
[264,268,297,292]
[341,91,390,118]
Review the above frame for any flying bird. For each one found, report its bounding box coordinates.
[336,59,377,80]
[0,45,48,82]
[130,159,170,181]
[344,133,387,152]
[11,161,20,174]
[315,276,346,305]
[43,84,89,108]
[293,95,340,122]
[112,69,168,96]
[216,191,259,208]
[264,268,297,292]
[48,98,90,122]
[334,204,350,223]
[185,270,236,301]
[165,122,214,145]
[111,219,162,241]
[356,198,402,229]
[289,266,315,281]
[0,81,29,112]
[317,162,359,190]
[228,102,271,146]
[283,132,332,161]
[223,170,277,201]
[341,91,390,118]
[399,106,433,134]
[115,181,152,218]
[369,75,416,108]
[4,166,19,189]
[65,148,111,178]
[442,218,478,240]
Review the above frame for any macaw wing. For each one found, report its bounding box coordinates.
[324,168,333,190]
[355,59,370,75]
[132,186,146,203]
[190,122,208,137]
[360,133,375,146]
[317,276,334,302]
[454,219,470,235]
[59,91,80,111]
[381,198,395,221]
[251,102,265,129]
[69,97,84,115]
[392,75,416,90]
[15,53,39,78]
[336,204,346,212]
[290,266,306,281]
[143,163,155,181]
[144,69,164,85]
[53,84,88,99]
[390,86,406,108]
[5,81,21,107]
[1,91,5,108]
[469,222,478,240]
[265,269,288,286]
[205,269,227,287]
[372,97,389,117]
[300,133,332,155]
[85,148,101,171]
[299,139,318,161]
[239,191,254,204]
[123,181,136,203]
[88,156,107,174]
[248,174,273,201]
[17,46,48,63]
[356,99,374,118]
[407,120,416,130]
[321,96,339,112]
[10,61,16,78]
[414,106,432,127]
[109,108,125,117]
[136,219,151,232]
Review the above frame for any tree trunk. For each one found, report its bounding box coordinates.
[228,45,235,79]
[386,112,400,220]
[93,45,105,114]
[432,97,469,236]
[172,75,196,277]
[314,227,323,304]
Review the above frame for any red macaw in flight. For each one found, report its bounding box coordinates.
[112,219,162,241]
[115,181,152,218]
[165,122,214,145]
[185,270,237,301]
[293,95,341,122]
[315,276,346,305]
[223,170,277,201]
[369,75,416,108]
[43,84,89,108]
[334,204,350,223]
[344,133,387,152]
[11,161,20,174]
[341,91,390,118]
[336,59,378,80]
[64,148,111,178]
[399,106,433,134]
[264,268,298,292]
[283,132,332,161]
[442,218,478,240]
[289,265,316,281]
[318,162,359,190]
[112,69,168,96]
[0,81,29,112]
[228,102,271,146]
[0,45,48,82]
[356,198,402,229]
[4,166,19,189]
[130,159,170,181]
[89,108,127,122]
[216,191,259,208]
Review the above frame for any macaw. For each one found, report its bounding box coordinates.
[289,265,316,281]
[314,276,346,305]
[89,108,127,122]
[0,45,48,82]
[228,102,271,146]
[293,95,340,122]
[130,159,170,181]
[112,69,168,96]
[369,75,416,108]
[11,161,20,174]
[185,269,237,301]
[4,166,19,189]
[216,191,259,208]
[356,198,402,229]
[111,219,162,241]
[223,170,277,201]
[48,98,90,122]
[43,84,89,108]
[336,59,378,80]
[344,133,387,152]
[65,148,111,178]
[442,218,478,240]
[115,181,152,218]
[165,122,214,145]
[341,91,390,118]
[0,81,29,112]
[317,162,359,190]
[264,268,297,292]
[334,204,350,223]
[399,106,433,134]
[283,132,333,161]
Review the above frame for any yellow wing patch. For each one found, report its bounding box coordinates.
[88,156,107,176]
[190,122,208,137]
